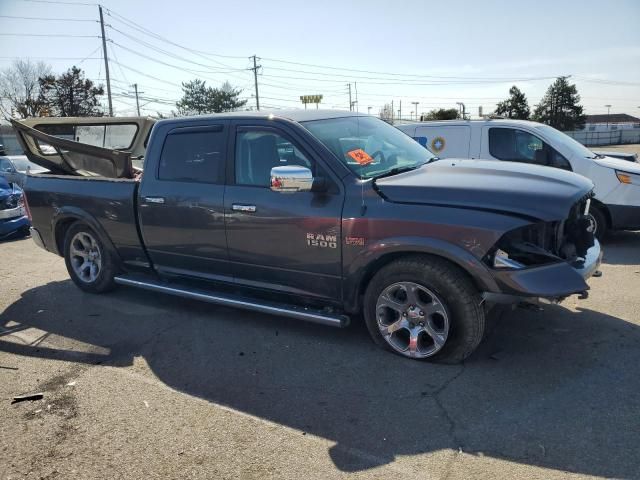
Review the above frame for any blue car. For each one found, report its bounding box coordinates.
[0,176,30,240]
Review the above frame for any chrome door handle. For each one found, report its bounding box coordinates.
[144,196,165,204]
[232,204,256,213]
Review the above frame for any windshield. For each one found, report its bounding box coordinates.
[534,124,596,159]
[301,116,435,178]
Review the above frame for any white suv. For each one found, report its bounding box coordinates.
[397,119,640,238]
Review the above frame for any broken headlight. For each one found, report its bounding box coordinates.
[485,222,563,270]
[4,193,22,209]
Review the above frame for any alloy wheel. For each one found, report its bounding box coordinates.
[69,231,102,283]
[375,281,450,358]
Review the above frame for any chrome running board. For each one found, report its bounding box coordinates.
[114,275,349,328]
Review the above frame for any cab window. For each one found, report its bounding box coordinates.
[489,127,571,171]
[158,126,226,183]
[235,129,314,187]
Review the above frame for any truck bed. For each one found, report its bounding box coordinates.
[25,174,150,271]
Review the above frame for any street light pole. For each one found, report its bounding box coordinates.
[412,101,419,121]
[605,104,612,129]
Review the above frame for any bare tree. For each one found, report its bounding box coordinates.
[0,59,51,119]
[379,103,394,123]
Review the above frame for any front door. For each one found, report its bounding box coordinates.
[138,122,231,282]
[224,122,344,302]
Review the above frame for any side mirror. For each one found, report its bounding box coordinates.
[0,144,5,156]
[270,165,313,193]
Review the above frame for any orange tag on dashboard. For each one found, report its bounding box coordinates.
[347,149,373,165]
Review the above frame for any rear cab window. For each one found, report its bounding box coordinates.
[158,125,226,184]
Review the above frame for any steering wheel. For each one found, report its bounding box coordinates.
[370,150,386,164]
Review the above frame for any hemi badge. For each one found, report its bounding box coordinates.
[345,236,365,246]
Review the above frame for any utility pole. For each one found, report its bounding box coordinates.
[130,83,142,116]
[251,55,261,111]
[99,5,113,116]
[367,106,372,115]
[399,100,402,121]
[347,83,352,111]
[412,101,419,121]
[391,100,394,123]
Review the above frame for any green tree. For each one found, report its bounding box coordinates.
[421,108,460,121]
[176,79,246,115]
[38,66,104,117]
[532,76,586,131]
[495,85,530,119]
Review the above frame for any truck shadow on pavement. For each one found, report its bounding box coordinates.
[1,280,639,478]
[600,230,640,265]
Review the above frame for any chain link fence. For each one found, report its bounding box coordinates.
[564,128,640,146]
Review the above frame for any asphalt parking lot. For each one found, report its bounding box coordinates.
[1,231,639,480]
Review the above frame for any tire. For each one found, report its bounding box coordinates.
[18,226,31,238]
[363,256,485,363]
[63,222,117,293]
[589,205,608,241]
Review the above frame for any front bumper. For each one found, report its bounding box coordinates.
[0,214,30,239]
[483,240,602,304]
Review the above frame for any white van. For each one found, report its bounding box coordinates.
[397,119,640,238]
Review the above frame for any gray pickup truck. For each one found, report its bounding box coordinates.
[13,111,602,362]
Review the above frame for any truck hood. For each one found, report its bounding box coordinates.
[594,155,640,174]
[374,159,593,221]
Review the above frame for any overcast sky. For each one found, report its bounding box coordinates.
[1,0,639,118]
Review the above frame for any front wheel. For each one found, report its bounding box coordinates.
[363,256,485,363]
[588,206,608,241]
[63,223,117,293]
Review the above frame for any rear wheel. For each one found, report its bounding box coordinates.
[63,223,117,293]
[364,256,485,363]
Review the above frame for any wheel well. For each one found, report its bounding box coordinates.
[356,251,482,311]
[591,199,611,228]
[54,218,79,255]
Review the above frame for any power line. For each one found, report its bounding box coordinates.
[262,63,560,83]
[13,0,95,5]
[0,56,101,60]
[260,72,559,86]
[0,33,100,38]
[0,15,96,22]
[103,7,247,64]
[260,56,571,82]
[78,45,102,65]
[104,25,251,85]
[105,26,248,74]
[574,76,640,87]
[108,59,182,87]
[109,39,248,77]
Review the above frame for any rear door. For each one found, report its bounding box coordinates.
[137,122,231,282]
[224,120,344,302]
